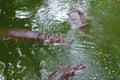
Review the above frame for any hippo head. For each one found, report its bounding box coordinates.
[47,34,74,44]
[48,64,85,80]
[61,64,86,78]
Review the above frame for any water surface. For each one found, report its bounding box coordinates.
[0,0,120,80]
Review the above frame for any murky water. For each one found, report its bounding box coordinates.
[0,0,120,80]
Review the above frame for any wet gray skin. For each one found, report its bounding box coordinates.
[45,64,85,80]
[2,28,74,44]
[67,8,90,32]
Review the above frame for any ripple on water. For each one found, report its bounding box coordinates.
[32,2,69,32]
[15,10,31,19]
[0,62,5,80]
[0,10,2,14]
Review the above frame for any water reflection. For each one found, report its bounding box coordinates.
[15,10,31,19]
[0,10,2,14]
[32,1,70,32]
[0,40,42,79]
[0,62,5,80]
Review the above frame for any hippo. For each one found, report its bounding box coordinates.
[46,0,90,32]
[67,8,90,32]
[2,28,74,44]
[45,64,85,80]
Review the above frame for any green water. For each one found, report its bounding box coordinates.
[0,0,120,80]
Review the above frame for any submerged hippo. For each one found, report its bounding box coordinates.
[45,64,85,80]
[67,8,90,32]
[2,28,74,44]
